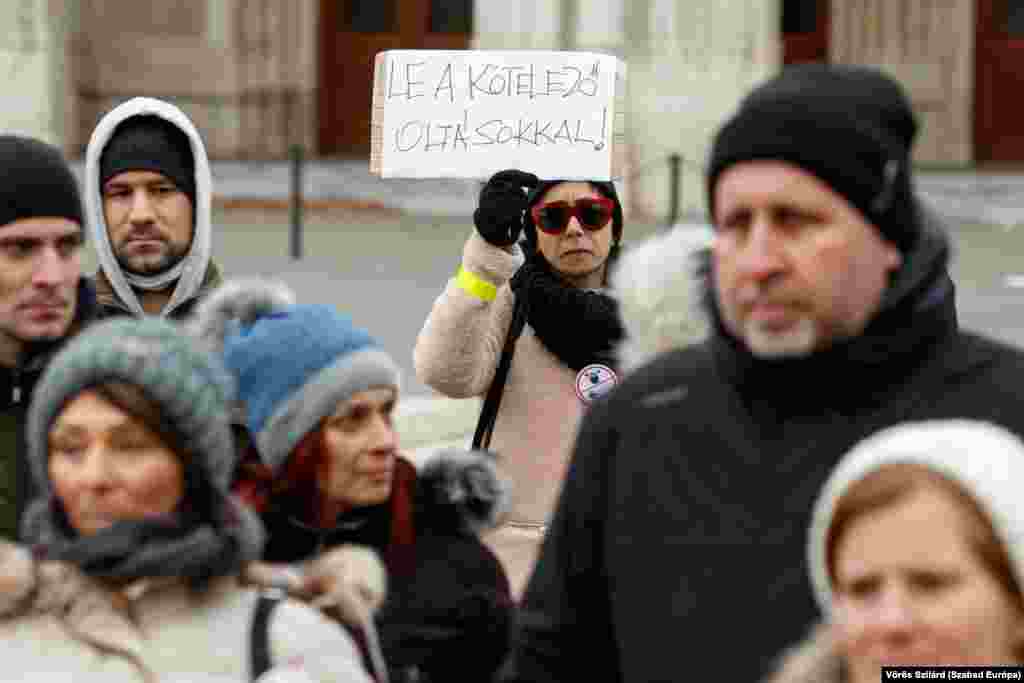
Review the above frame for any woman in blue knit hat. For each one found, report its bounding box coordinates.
[0,316,376,682]
[191,278,515,683]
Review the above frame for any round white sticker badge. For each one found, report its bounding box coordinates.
[575,363,619,405]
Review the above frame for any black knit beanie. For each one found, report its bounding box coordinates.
[100,114,196,207]
[523,180,625,250]
[0,135,84,229]
[706,64,920,253]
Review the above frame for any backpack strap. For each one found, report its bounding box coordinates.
[473,290,529,449]
[249,590,284,682]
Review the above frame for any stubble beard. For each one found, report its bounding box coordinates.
[0,315,68,365]
[742,316,818,359]
[116,243,186,276]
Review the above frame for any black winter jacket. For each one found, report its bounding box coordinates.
[261,452,514,683]
[0,279,99,540]
[501,218,1024,682]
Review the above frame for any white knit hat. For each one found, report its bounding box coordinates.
[808,419,1024,618]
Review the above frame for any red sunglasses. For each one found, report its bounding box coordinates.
[531,196,615,235]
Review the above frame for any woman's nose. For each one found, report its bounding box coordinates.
[863,587,920,646]
[368,413,398,454]
[77,447,115,490]
[564,216,585,237]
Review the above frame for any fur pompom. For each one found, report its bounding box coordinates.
[307,545,390,683]
[416,448,511,535]
[306,544,388,621]
[0,542,36,616]
[0,542,100,618]
[187,277,295,352]
[611,225,712,374]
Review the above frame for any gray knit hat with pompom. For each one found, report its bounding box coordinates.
[21,316,266,575]
[26,316,239,497]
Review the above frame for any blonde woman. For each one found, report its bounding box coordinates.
[768,420,1024,682]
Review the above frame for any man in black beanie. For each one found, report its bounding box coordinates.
[0,135,98,540]
[501,64,1024,683]
[84,97,222,318]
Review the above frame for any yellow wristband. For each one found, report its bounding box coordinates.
[455,266,498,302]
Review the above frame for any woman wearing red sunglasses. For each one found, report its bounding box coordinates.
[414,169,625,598]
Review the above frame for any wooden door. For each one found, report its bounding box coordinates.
[319,0,472,157]
[781,0,829,65]
[976,0,1024,162]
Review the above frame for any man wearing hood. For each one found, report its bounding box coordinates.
[0,135,98,540]
[501,65,1024,683]
[85,97,221,318]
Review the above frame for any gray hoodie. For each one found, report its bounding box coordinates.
[84,97,214,318]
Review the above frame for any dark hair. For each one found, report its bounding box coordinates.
[233,421,335,526]
[523,180,625,248]
[521,180,625,288]
[89,382,187,455]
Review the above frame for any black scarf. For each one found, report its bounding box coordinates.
[261,499,393,564]
[509,248,625,372]
[22,482,264,587]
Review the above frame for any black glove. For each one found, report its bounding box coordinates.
[473,169,540,247]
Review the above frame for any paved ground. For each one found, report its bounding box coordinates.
[916,172,1024,228]
[75,205,669,459]
[70,158,1024,226]
[71,159,482,216]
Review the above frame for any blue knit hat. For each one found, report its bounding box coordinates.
[189,279,402,473]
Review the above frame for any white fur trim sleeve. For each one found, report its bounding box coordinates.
[611,226,710,374]
[260,598,374,683]
[413,231,524,398]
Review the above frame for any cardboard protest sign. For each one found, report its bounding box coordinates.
[370,50,627,180]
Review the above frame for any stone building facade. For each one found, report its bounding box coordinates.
[2,1,1019,219]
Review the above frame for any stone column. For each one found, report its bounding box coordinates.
[623,0,781,223]
[472,0,780,223]
[0,0,69,147]
[830,0,973,166]
[232,0,317,158]
[472,0,562,50]
[72,0,237,156]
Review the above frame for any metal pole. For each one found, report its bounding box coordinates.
[290,144,303,260]
[668,153,682,227]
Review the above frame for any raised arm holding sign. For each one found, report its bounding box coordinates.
[370,50,627,180]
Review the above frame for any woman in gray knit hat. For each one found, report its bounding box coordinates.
[0,316,377,682]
